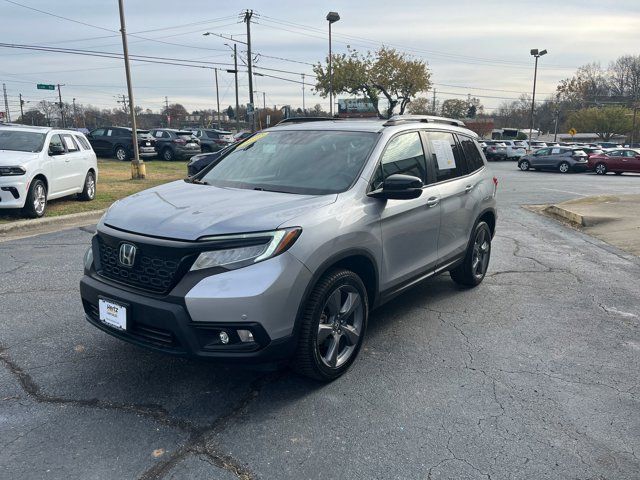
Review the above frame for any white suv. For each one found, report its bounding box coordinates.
[0,125,98,217]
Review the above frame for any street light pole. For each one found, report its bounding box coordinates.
[528,48,547,146]
[326,12,340,117]
[214,68,221,129]
[117,0,144,179]
[301,73,306,112]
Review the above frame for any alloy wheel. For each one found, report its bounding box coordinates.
[559,162,570,173]
[86,175,96,199]
[316,285,364,369]
[519,160,529,171]
[471,228,490,279]
[595,163,607,175]
[33,183,46,215]
[116,148,127,161]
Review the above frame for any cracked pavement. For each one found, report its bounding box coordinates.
[1,163,639,479]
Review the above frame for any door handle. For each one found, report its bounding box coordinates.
[425,197,440,208]
[464,184,474,193]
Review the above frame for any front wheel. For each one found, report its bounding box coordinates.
[595,163,607,175]
[450,221,492,287]
[23,178,47,218]
[292,269,368,381]
[558,161,570,173]
[518,160,530,171]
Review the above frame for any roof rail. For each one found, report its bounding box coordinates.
[383,115,466,128]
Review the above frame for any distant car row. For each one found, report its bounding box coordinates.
[517,146,640,175]
[86,127,250,161]
[479,139,638,162]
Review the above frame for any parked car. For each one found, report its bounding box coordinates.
[579,147,605,158]
[588,149,640,175]
[186,144,237,176]
[80,114,497,381]
[596,142,623,149]
[499,140,527,160]
[149,129,200,161]
[233,131,253,142]
[518,146,589,173]
[484,141,508,160]
[530,141,547,149]
[0,125,97,218]
[193,129,233,153]
[87,127,156,160]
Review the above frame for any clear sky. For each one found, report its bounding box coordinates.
[1,0,638,118]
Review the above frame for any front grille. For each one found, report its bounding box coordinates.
[95,234,193,294]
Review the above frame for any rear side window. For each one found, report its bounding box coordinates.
[372,132,427,189]
[424,131,467,182]
[75,135,91,150]
[458,135,484,173]
[62,134,79,152]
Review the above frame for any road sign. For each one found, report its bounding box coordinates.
[568,128,577,136]
[246,103,254,114]
[37,84,55,90]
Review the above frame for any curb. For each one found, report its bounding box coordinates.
[0,209,105,235]
[543,205,609,228]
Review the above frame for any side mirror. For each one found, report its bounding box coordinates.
[369,174,423,200]
[86,133,93,138]
[49,144,65,156]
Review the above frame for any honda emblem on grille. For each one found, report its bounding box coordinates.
[118,243,137,267]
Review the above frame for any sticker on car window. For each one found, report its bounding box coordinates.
[63,136,76,150]
[237,132,268,149]
[431,140,456,170]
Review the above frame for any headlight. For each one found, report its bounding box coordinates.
[84,246,93,271]
[0,166,26,176]
[190,227,302,272]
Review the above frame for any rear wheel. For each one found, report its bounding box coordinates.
[114,146,128,161]
[162,148,174,161]
[518,160,530,171]
[23,178,47,218]
[450,221,492,287]
[292,269,368,381]
[78,171,96,201]
[595,163,607,175]
[558,161,570,173]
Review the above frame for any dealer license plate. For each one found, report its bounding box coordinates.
[98,298,127,331]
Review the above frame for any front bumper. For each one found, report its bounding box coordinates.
[80,248,312,362]
[0,176,27,209]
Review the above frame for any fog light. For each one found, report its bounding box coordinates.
[219,331,230,344]
[237,329,254,343]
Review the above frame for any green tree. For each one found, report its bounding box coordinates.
[407,96,431,114]
[313,46,431,118]
[440,99,468,119]
[567,106,633,140]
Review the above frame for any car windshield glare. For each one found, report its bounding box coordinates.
[0,131,46,152]
[201,130,378,195]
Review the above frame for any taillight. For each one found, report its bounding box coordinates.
[493,176,498,187]
[172,138,186,145]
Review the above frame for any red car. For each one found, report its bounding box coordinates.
[588,148,640,175]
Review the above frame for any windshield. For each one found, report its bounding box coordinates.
[201,130,378,195]
[0,130,46,152]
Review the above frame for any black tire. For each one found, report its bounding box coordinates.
[518,160,530,171]
[558,161,570,173]
[114,146,128,161]
[78,171,96,201]
[450,221,492,287]
[162,148,175,161]
[22,178,47,218]
[595,163,607,175]
[292,269,369,381]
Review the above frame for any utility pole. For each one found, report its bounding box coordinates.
[232,44,240,132]
[72,98,77,127]
[118,0,144,179]
[432,88,436,114]
[165,96,170,127]
[553,109,559,142]
[243,9,255,132]
[302,73,306,112]
[57,84,65,128]
[214,68,221,129]
[3,83,11,122]
[19,93,25,121]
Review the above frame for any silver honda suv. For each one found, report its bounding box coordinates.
[80,115,497,381]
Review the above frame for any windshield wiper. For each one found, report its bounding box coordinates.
[253,186,289,193]
[185,177,209,185]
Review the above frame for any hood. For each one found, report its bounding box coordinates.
[102,180,337,241]
[0,150,39,166]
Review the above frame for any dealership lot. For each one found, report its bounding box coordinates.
[1,163,639,479]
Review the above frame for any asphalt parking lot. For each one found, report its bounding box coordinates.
[1,162,639,479]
